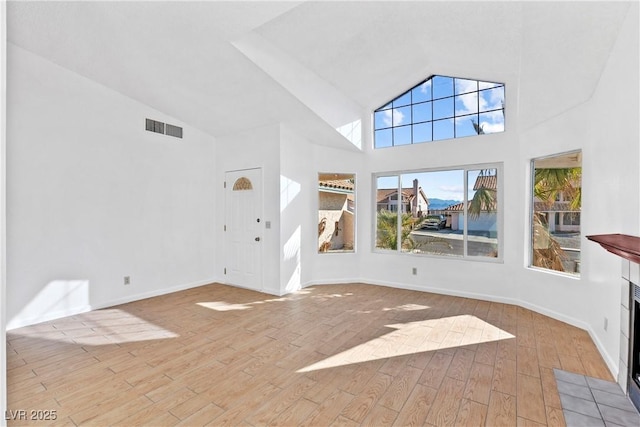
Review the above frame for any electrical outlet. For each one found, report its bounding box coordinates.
[124,276,130,285]
[604,317,608,331]
[412,267,417,275]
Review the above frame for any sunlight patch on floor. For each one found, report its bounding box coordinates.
[197,288,348,312]
[197,301,252,311]
[383,303,431,311]
[12,309,179,345]
[297,314,513,373]
[74,309,179,345]
[197,296,294,311]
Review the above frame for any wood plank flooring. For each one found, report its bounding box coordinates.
[6,283,613,426]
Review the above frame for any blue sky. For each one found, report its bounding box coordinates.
[377,169,493,202]
[374,76,505,147]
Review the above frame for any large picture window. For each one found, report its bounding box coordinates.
[374,75,505,148]
[530,151,582,276]
[375,165,501,260]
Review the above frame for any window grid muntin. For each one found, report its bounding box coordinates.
[374,75,504,147]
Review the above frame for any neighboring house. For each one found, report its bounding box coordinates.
[444,174,497,235]
[318,179,355,252]
[376,179,429,218]
[534,193,580,233]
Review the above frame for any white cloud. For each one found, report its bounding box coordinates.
[456,92,480,115]
[481,87,504,111]
[439,184,464,193]
[382,110,393,127]
[455,79,477,94]
[478,109,505,133]
[480,121,505,133]
[383,108,405,127]
[481,109,505,124]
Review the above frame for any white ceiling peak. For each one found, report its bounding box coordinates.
[232,31,364,150]
[7,1,635,138]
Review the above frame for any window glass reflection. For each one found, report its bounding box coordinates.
[433,98,454,120]
[433,119,454,141]
[455,93,479,115]
[393,126,412,146]
[455,78,478,95]
[412,122,432,143]
[433,75,454,99]
[412,81,432,103]
[412,102,432,123]
[392,92,412,108]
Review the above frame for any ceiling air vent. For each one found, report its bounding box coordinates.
[145,118,183,139]
[165,123,183,139]
[145,118,164,134]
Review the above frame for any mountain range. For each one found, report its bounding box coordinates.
[427,198,461,210]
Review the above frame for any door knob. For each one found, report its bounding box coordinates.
[255,237,261,242]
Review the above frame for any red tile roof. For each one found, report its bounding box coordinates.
[376,188,430,205]
[473,174,497,190]
[376,188,414,203]
[319,179,354,192]
[444,202,465,212]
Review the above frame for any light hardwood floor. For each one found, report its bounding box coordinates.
[6,283,613,426]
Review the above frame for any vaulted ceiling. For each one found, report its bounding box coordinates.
[7,1,633,149]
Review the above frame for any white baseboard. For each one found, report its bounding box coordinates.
[89,277,219,311]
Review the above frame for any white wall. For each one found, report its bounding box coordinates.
[6,44,218,329]
[277,124,366,293]
[1,1,7,422]
[279,125,312,294]
[458,213,497,233]
[304,130,366,287]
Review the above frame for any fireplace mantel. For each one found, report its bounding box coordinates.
[587,233,640,264]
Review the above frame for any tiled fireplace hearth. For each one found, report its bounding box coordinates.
[587,233,640,413]
[619,257,639,410]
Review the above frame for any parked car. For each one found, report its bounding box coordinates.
[422,214,446,230]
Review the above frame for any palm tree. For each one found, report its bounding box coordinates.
[468,170,497,219]
[376,210,452,253]
[534,167,581,210]
[532,213,566,271]
[532,166,582,272]
[375,209,399,250]
[376,210,421,250]
[471,119,484,135]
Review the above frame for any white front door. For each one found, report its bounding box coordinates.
[224,168,263,291]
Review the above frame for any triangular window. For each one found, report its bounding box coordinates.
[374,75,504,148]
